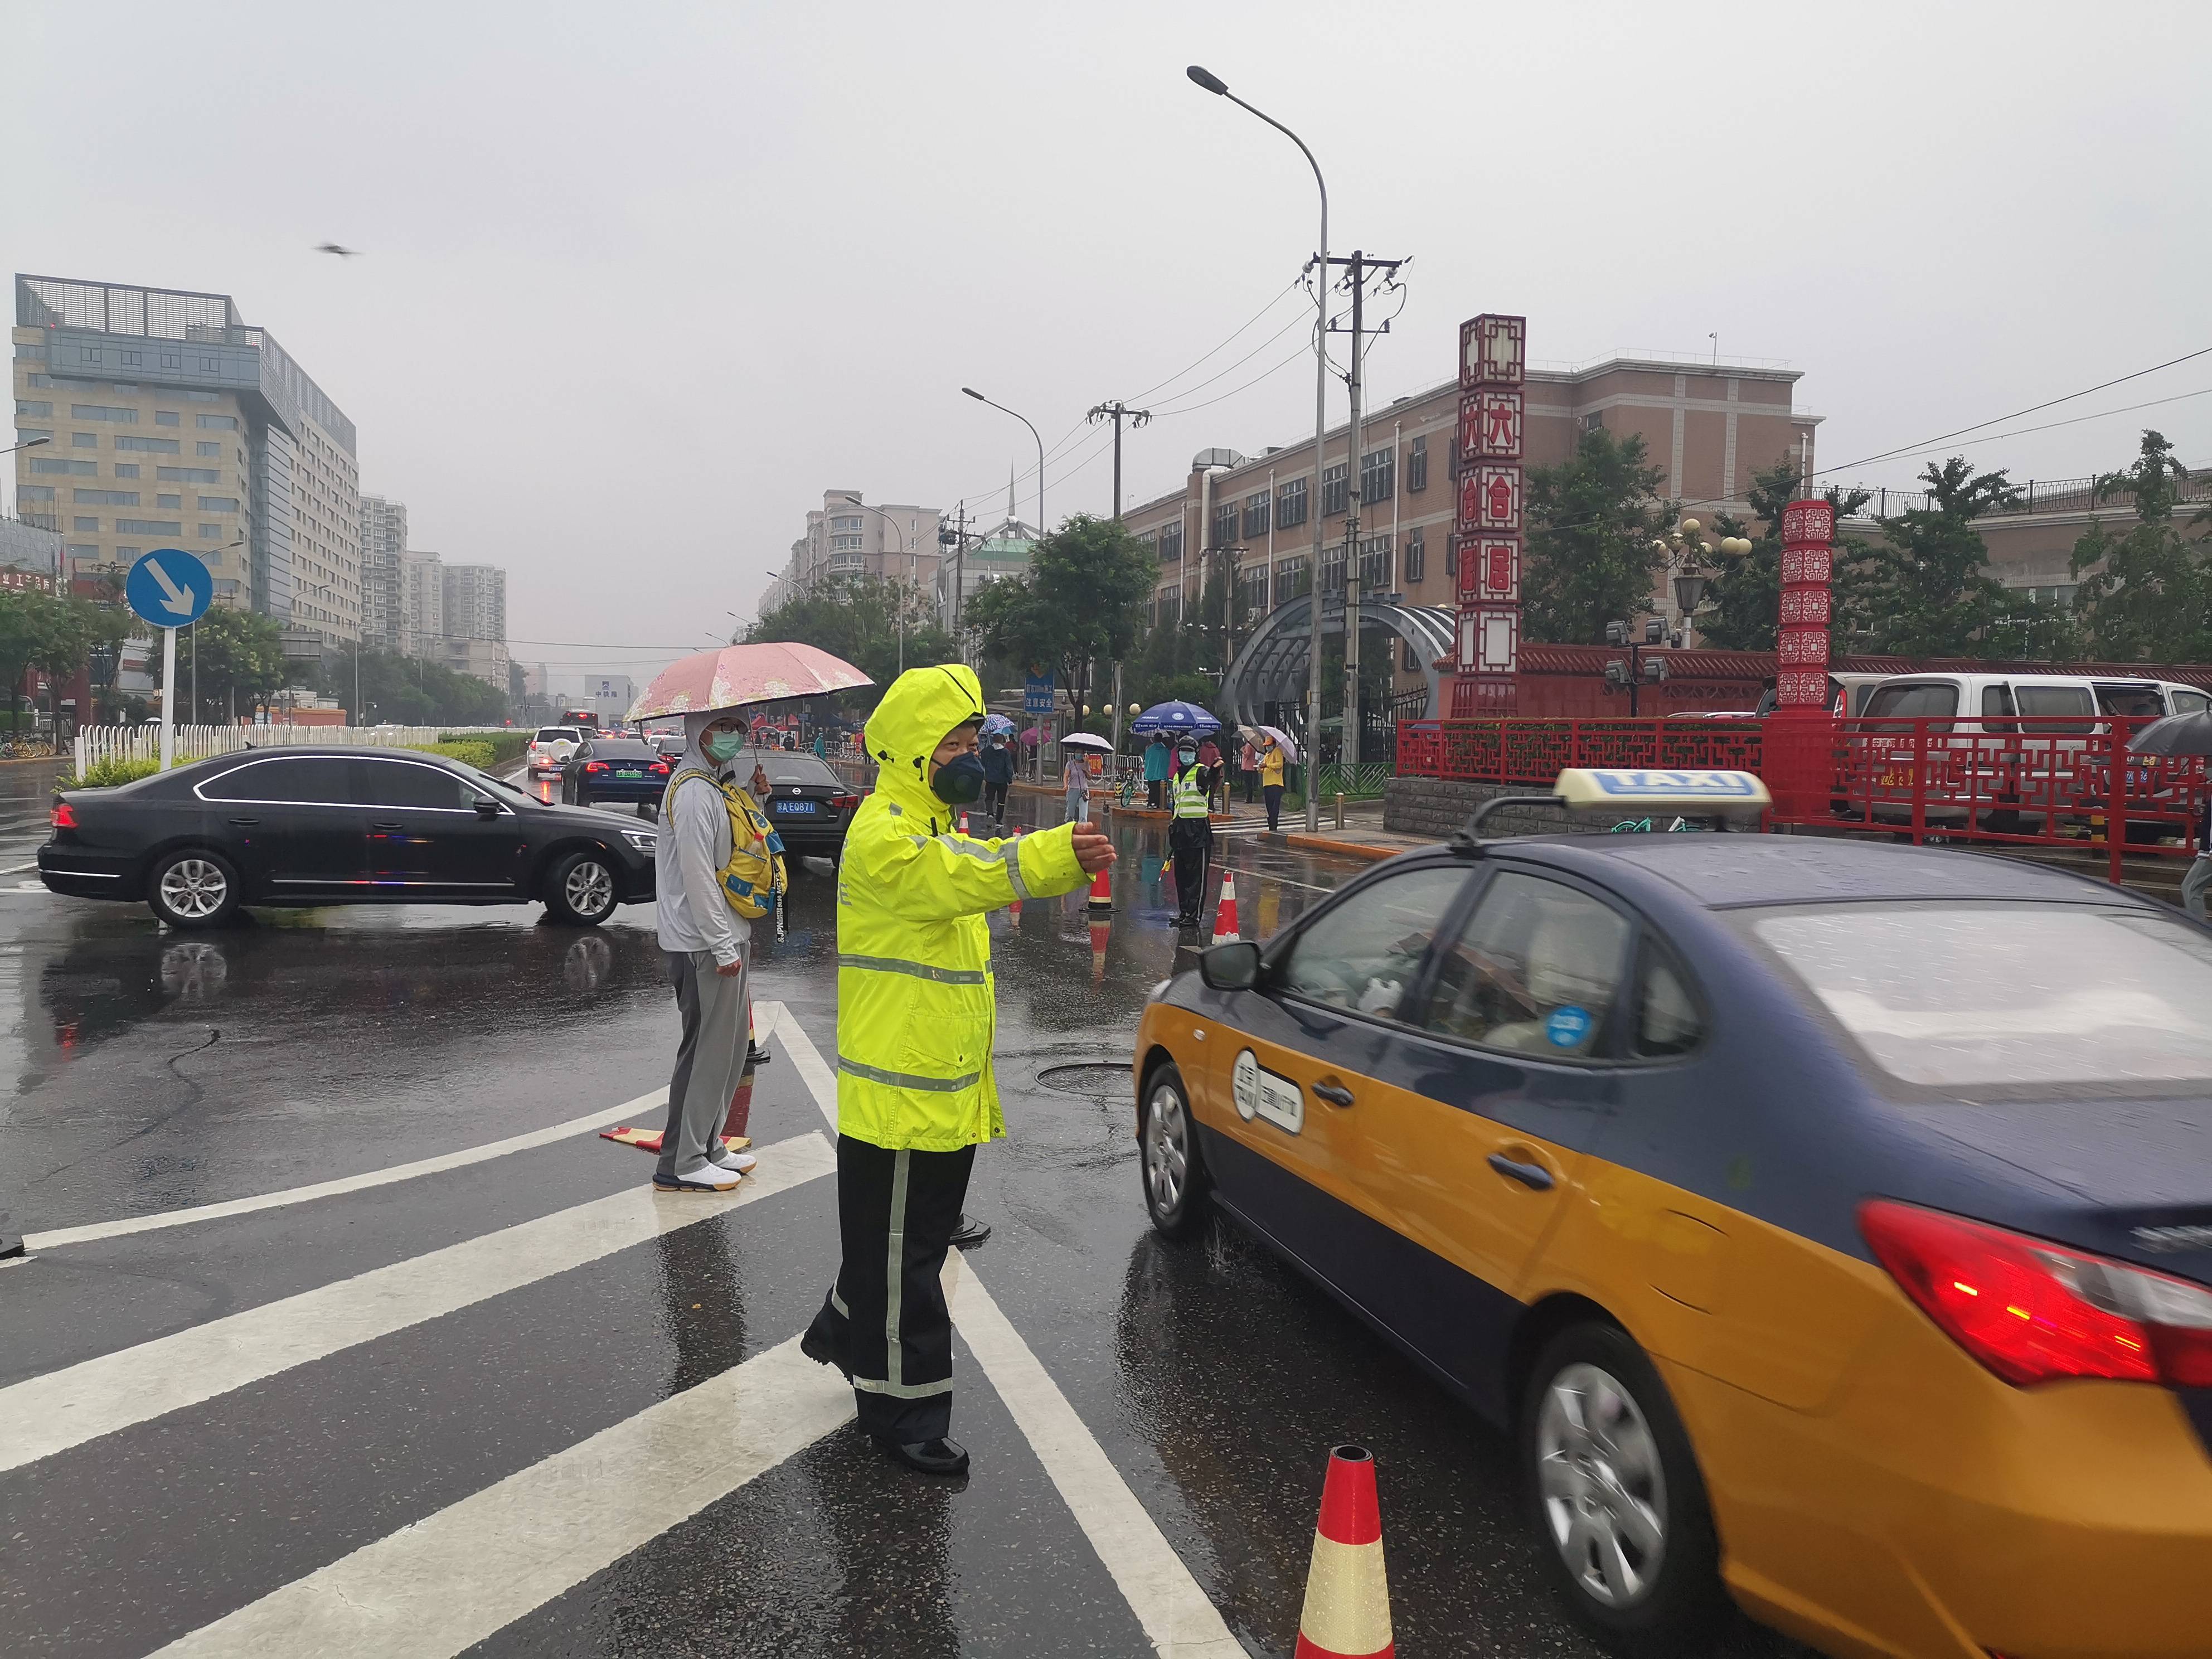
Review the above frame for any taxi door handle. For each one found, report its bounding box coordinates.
[1311,1081,1355,1107]
[1488,1153,1555,1191]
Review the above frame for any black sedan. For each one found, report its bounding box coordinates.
[736,747,862,862]
[41,746,658,929]
[559,737,672,814]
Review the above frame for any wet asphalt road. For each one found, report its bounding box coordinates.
[0,767,1808,1658]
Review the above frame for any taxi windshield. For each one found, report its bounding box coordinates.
[1742,901,2212,1093]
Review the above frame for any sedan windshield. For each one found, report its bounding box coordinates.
[1744,902,2212,1092]
[739,749,840,787]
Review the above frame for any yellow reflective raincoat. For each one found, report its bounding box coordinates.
[838,664,1086,1150]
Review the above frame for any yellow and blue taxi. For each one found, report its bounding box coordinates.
[1132,769,2212,1658]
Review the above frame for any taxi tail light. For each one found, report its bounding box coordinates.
[51,800,77,831]
[1860,1199,2212,1389]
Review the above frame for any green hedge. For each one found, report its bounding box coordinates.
[445,730,530,768]
[61,756,162,790]
[415,739,497,770]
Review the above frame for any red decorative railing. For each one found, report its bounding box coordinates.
[1396,715,2207,884]
[1395,718,1764,785]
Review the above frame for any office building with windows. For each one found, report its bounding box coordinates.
[1121,351,1820,697]
[760,489,942,614]
[400,549,444,658]
[358,493,406,653]
[11,273,361,641]
[395,547,509,688]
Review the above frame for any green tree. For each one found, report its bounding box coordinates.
[148,606,287,722]
[964,514,1157,724]
[747,574,956,714]
[0,588,59,731]
[1842,457,2018,657]
[2069,429,2212,662]
[1521,430,1672,644]
[1697,461,1874,652]
[30,598,133,729]
[317,646,512,726]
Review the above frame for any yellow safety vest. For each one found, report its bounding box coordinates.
[1172,763,1210,819]
[838,664,1087,1151]
[665,767,785,919]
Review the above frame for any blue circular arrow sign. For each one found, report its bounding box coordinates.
[125,549,215,630]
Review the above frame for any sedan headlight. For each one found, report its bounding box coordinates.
[620,828,657,852]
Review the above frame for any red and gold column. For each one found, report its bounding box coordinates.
[1768,497,1837,817]
[1452,314,1525,719]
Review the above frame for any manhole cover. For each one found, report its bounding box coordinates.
[1037,1062,1132,1097]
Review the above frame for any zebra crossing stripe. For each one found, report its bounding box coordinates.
[149,1334,856,1658]
[0,1133,835,1475]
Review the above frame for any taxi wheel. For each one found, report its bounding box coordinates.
[1138,1062,1209,1239]
[1521,1323,1726,1655]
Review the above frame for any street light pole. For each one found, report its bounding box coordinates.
[1187,64,1329,832]
[847,502,913,673]
[2,435,51,522]
[963,388,1045,536]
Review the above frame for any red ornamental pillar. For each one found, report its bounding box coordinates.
[1768,498,1836,818]
[1452,314,1526,718]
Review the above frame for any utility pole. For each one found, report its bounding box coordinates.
[1085,401,1153,520]
[1323,249,1406,774]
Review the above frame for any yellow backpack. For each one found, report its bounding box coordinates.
[666,768,787,920]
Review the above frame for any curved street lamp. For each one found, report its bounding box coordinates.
[961,388,1045,538]
[1187,64,1330,831]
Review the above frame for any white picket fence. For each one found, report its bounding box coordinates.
[72,724,510,776]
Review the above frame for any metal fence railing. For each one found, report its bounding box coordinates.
[71,724,502,775]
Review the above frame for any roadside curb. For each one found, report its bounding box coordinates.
[1279,831,1407,862]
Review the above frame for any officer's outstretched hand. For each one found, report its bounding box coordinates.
[1071,822,1115,874]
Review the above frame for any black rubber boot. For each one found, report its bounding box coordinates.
[879,1436,969,1476]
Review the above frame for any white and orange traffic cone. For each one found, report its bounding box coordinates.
[1090,916,1110,984]
[959,809,972,835]
[1293,1445,1392,1659]
[1211,867,1240,942]
[1087,861,1112,914]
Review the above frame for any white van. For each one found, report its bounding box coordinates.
[1850,673,2207,830]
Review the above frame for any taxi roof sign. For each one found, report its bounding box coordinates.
[1452,766,1771,849]
[1554,768,1770,812]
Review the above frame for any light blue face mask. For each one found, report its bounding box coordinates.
[702,728,743,764]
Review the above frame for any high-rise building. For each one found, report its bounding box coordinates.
[437,562,508,689]
[400,549,444,657]
[357,494,406,653]
[11,274,361,640]
[760,489,942,613]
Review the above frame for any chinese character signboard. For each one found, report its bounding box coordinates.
[1766,496,1837,818]
[1452,314,1526,717]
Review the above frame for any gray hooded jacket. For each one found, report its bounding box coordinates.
[654,710,751,965]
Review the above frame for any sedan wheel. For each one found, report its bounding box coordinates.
[545,850,618,926]
[1536,1362,1668,1608]
[1139,1062,1208,1239]
[149,849,241,929]
[1521,1325,1726,1654]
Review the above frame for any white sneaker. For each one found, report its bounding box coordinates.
[710,1148,758,1175]
[657,1163,740,1192]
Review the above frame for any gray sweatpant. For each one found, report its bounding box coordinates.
[659,947,750,1179]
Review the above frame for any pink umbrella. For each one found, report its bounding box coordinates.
[625,642,871,723]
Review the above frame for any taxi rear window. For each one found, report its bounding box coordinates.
[1741,901,2212,1092]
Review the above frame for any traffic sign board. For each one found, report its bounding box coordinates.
[125,549,214,629]
[1023,673,1054,715]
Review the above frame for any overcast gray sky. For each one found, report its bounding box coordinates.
[9,1,2206,689]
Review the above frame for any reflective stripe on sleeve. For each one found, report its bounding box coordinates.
[838,953,988,986]
[838,1058,982,1093]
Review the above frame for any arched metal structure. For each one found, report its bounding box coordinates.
[1217,596,1457,732]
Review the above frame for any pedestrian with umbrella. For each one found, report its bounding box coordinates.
[979,727,1015,831]
[2131,709,2212,918]
[625,643,874,1194]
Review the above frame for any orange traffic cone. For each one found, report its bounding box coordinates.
[1293,1445,1392,1659]
[1211,868,1240,941]
[1087,862,1112,914]
[959,809,972,835]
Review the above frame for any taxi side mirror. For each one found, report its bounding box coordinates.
[1198,939,1260,991]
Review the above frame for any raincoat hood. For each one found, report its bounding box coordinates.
[865,664,987,816]
[679,708,740,775]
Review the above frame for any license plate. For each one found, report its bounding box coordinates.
[774,800,817,815]
[616,770,642,779]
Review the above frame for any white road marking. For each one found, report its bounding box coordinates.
[768,1003,1242,1658]
[0,1133,833,1474]
[149,1334,856,1659]
[27,1089,673,1251]
[0,860,41,875]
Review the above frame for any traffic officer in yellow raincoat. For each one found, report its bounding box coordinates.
[802,664,1113,1476]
